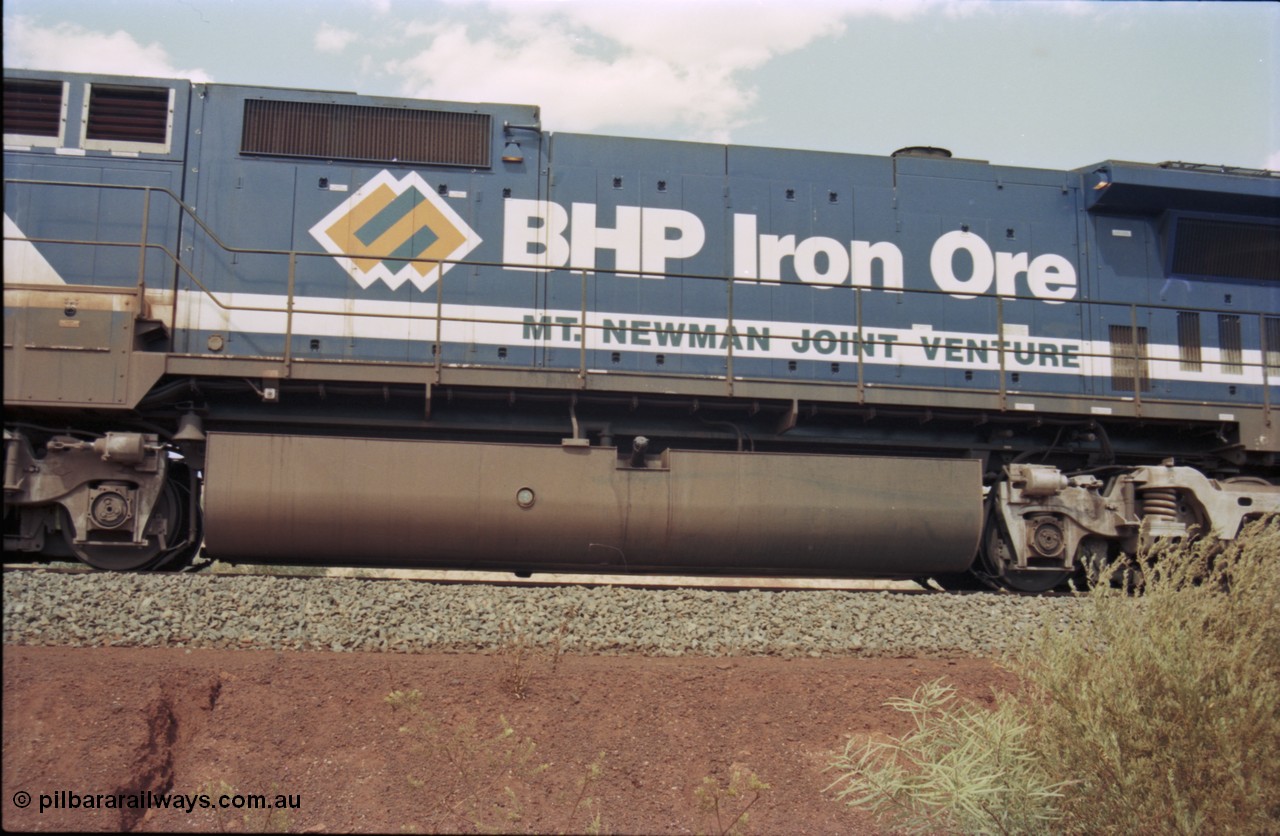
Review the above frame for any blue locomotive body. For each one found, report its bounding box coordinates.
[4,68,1278,587]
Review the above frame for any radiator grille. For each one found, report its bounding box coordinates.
[241,99,491,168]
[1172,218,1280,282]
[85,85,170,144]
[3,79,62,137]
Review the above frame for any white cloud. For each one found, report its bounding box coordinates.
[2,15,212,82]
[1266,150,1280,172]
[315,22,358,54]
[384,1,898,141]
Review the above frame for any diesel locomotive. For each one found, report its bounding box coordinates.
[4,67,1278,591]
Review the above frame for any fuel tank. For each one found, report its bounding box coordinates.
[203,433,982,575]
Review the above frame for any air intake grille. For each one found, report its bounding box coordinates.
[3,79,63,137]
[86,85,170,144]
[1172,218,1280,282]
[241,99,491,168]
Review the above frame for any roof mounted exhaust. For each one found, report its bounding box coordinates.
[892,146,953,159]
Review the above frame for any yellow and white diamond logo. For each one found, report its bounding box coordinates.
[309,170,481,292]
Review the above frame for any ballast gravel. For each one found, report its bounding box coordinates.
[2,570,1091,658]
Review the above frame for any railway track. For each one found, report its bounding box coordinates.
[5,555,1089,596]
[3,559,938,592]
[5,556,1090,661]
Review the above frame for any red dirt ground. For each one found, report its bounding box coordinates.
[2,646,1014,834]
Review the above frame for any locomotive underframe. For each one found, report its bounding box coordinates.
[5,359,1278,585]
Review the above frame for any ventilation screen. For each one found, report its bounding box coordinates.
[1110,324,1151,392]
[1176,311,1202,372]
[1218,315,1243,375]
[1266,318,1280,375]
[241,99,491,168]
[1172,218,1280,282]
[4,79,63,137]
[85,85,171,144]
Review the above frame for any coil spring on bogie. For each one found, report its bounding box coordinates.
[1140,487,1180,520]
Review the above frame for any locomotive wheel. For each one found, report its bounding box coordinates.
[979,514,1071,594]
[62,472,197,571]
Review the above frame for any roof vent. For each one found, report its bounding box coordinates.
[892,146,952,159]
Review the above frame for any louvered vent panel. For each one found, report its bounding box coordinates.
[1176,311,1202,372]
[1173,218,1280,282]
[1218,315,1243,375]
[1110,324,1151,392]
[1266,318,1280,375]
[4,79,63,136]
[86,85,170,143]
[242,99,491,168]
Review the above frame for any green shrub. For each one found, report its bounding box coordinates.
[829,515,1280,835]
[826,680,1068,834]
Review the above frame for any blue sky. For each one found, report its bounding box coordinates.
[5,0,1278,172]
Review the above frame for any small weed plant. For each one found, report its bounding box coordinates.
[386,688,604,834]
[497,605,579,699]
[496,621,537,699]
[561,751,606,836]
[695,764,770,836]
[828,514,1280,835]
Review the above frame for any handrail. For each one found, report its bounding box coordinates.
[4,176,1277,415]
[6,177,1272,318]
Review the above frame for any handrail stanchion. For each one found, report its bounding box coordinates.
[579,269,589,383]
[855,287,865,405]
[1130,304,1142,416]
[997,296,1006,411]
[1261,312,1272,427]
[726,275,735,396]
[434,261,444,381]
[284,251,297,373]
[137,188,151,294]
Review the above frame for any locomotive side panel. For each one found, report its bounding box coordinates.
[541,133,729,378]
[4,70,189,292]
[4,71,190,410]
[1084,168,1280,416]
[173,82,545,367]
